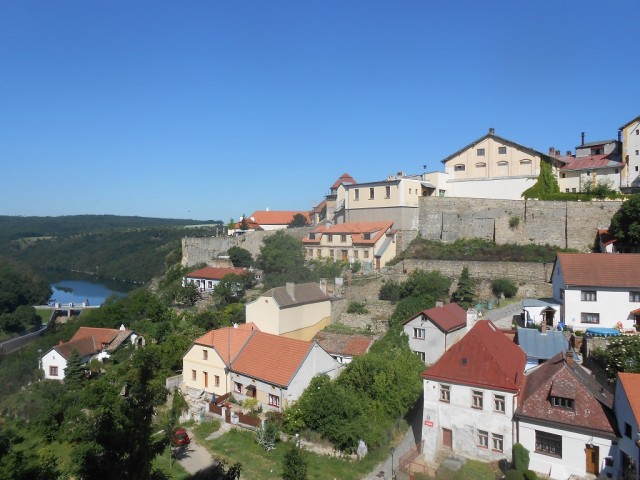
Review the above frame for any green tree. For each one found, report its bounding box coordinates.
[288,213,309,228]
[399,270,451,301]
[491,278,518,298]
[379,280,401,302]
[282,446,308,480]
[610,194,640,251]
[389,295,435,327]
[239,215,250,231]
[451,266,476,309]
[64,348,85,390]
[255,421,278,451]
[227,246,253,267]
[521,159,560,199]
[213,273,251,307]
[258,231,314,289]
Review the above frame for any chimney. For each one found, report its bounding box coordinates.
[555,149,561,157]
[466,308,478,333]
[566,150,572,156]
[581,132,585,146]
[286,282,296,300]
[549,147,555,156]
[319,278,327,295]
[435,300,444,308]
[489,128,495,135]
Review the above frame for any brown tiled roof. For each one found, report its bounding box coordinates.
[248,211,310,226]
[186,266,247,281]
[313,331,374,356]
[618,373,640,429]
[404,302,467,333]
[330,173,356,190]
[553,253,640,288]
[194,323,258,365]
[560,154,623,172]
[230,331,314,387]
[55,336,98,360]
[261,282,329,309]
[516,353,616,437]
[304,221,394,246]
[423,320,525,393]
[70,327,126,350]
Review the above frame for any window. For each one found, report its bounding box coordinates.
[477,148,485,156]
[363,233,371,240]
[268,394,280,407]
[551,396,574,409]
[624,422,632,438]
[340,234,347,243]
[413,327,426,339]
[498,146,507,155]
[494,394,505,413]
[364,250,369,259]
[353,250,359,259]
[202,349,208,360]
[581,290,597,301]
[329,249,334,258]
[214,375,220,387]
[561,173,566,178]
[472,390,484,409]
[234,382,243,394]
[416,351,426,361]
[386,186,391,198]
[475,162,486,168]
[497,161,508,167]
[438,189,445,197]
[535,430,562,457]
[520,159,532,164]
[581,312,600,324]
[409,188,412,194]
[635,150,639,156]
[191,370,197,381]
[440,384,450,403]
[49,366,58,377]
[572,188,576,193]
[454,164,465,171]
[477,430,489,448]
[369,187,375,199]
[316,249,321,258]
[565,188,570,193]
[491,434,503,452]
[630,292,640,302]
[327,234,333,241]
[354,188,359,201]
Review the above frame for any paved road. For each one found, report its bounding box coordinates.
[482,300,523,329]
[174,429,216,475]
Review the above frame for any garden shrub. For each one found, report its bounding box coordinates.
[347,301,368,314]
[491,278,518,298]
[512,443,530,474]
[379,280,401,302]
[504,470,524,480]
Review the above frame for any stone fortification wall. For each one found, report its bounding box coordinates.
[419,197,621,251]
[182,227,314,267]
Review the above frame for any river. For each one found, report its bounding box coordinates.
[48,279,132,306]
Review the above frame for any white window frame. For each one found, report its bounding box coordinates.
[413,327,425,339]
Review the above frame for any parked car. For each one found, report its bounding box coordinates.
[172,428,190,446]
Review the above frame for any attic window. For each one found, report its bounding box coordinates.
[363,233,371,240]
[550,396,574,409]
[461,358,468,366]
[309,233,315,240]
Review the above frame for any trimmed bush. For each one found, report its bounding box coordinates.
[491,278,518,298]
[512,442,530,474]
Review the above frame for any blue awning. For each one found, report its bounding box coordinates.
[585,327,620,338]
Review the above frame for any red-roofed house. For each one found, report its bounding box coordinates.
[247,210,310,231]
[403,302,477,364]
[558,137,623,193]
[40,325,136,381]
[312,331,374,364]
[303,221,396,270]
[551,253,640,331]
[182,323,259,397]
[182,266,248,292]
[614,372,640,480]
[325,173,357,224]
[515,352,617,479]
[421,320,526,463]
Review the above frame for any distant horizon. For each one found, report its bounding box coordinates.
[2,1,638,220]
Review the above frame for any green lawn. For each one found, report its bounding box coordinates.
[203,429,386,480]
[36,307,53,324]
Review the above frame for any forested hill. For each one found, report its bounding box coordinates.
[0,215,223,284]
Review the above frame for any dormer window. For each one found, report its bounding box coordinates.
[550,396,574,409]
[309,233,315,240]
[363,233,371,240]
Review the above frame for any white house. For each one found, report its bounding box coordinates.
[422,320,526,463]
[515,352,617,479]
[613,372,640,480]
[402,302,474,364]
[312,331,374,365]
[522,298,562,329]
[620,115,640,193]
[182,266,248,292]
[550,253,640,332]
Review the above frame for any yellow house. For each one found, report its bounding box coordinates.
[303,220,396,270]
[245,282,331,341]
[441,128,561,200]
[182,323,258,397]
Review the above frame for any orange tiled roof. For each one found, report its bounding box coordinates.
[194,323,259,365]
[553,253,640,288]
[313,331,374,356]
[230,331,314,387]
[304,221,393,246]
[234,218,263,230]
[248,211,310,226]
[330,173,357,190]
[70,327,123,347]
[619,372,640,429]
[186,266,247,280]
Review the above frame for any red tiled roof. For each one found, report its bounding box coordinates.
[553,253,640,288]
[423,320,526,393]
[560,154,623,171]
[516,353,616,437]
[304,221,393,246]
[313,331,374,356]
[70,327,124,348]
[404,302,467,333]
[55,336,98,360]
[230,331,314,387]
[186,266,247,280]
[234,218,263,230]
[194,323,259,365]
[248,211,310,226]
[597,228,617,247]
[618,373,640,429]
[312,199,327,214]
[330,173,356,190]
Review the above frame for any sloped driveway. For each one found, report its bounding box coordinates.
[174,429,216,475]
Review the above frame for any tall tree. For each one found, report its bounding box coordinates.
[227,246,253,267]
[282,446,308,480]
[288,214,309,228]
[64,348,85,390]
[451,266,476,309]
[257,231,314,288]
[610,194,640,251]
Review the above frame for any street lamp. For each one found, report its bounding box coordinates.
[390,447,396,480]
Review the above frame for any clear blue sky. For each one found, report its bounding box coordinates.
[1,1,638,221]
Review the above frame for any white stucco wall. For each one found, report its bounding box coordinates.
[41,349,67,380]
[518,421,616,479]
[445,177,538,200]
[422,379,516,463]
[403,317,466,365]
[246,297,331,337]
[614,380,640,479]
[561,287,638,331]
